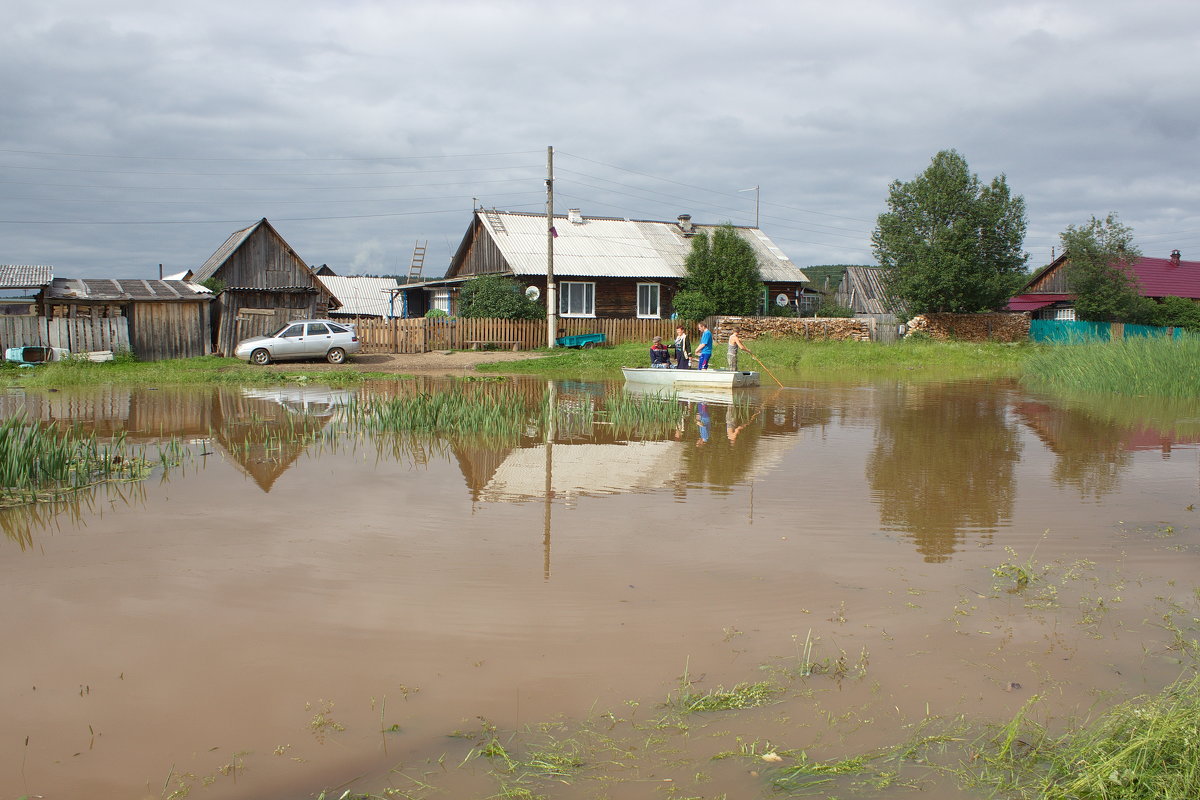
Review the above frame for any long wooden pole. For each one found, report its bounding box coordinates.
[748,351,785,387]
[545,146,557,348]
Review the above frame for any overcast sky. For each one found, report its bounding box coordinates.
[3,0,1199,280]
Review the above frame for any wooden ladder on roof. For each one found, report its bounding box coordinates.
[407,241,428,282]
[485,208,507,234]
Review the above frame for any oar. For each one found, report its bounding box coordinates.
[746,351,784,388]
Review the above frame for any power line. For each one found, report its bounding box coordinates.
[0,203,543,226]
[0,147,542,162]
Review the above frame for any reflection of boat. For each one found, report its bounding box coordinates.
[622,382,745,406]
[622,367,759,388]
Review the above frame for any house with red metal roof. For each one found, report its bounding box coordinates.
[1007,249,1200,320]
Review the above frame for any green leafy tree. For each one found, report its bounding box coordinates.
[673,224,763,320]
[871,149,1028,315]
[458,274,545,320]
[1060,214,1143,323]
[1150,296,1200,330]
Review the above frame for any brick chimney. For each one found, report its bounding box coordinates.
[1170,249,1181,266]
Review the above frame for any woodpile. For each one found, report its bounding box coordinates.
[713,315,871,342]
[906,312,1030,342]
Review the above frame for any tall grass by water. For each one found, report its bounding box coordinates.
[344,385,682,443]
[0,413,183,508]
[1022,335,1200,398]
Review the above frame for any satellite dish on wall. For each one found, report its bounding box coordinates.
[775,293,790,307]
[525,286,541,301]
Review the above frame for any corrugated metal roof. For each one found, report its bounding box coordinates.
[1007,293,1072,311]
[316,276,400,317]
[0,265,53,288]
[193,220,263,281]
[475,212,808,283]
[45,278,213,302]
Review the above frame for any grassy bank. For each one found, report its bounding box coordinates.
[480,338,1038,381]
[1022,335,1200,398]
[0,355,397,388]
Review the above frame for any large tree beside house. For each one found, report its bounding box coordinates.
[673,224,763,321]
[1060,214,1145,323]
[871,149,1028,316]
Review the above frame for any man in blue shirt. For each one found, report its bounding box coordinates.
[693,322,713,370]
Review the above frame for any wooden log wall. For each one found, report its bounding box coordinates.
[128,302,212,361]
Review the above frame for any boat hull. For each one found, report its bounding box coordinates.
[621,367,760,388]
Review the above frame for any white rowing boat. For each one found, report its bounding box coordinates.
[621,367,760,388]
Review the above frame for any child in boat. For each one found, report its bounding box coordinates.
[649,336,671,368]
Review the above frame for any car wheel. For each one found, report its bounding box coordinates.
[326,347,346,365]
[251,348,271,365]
[582,340,596,349]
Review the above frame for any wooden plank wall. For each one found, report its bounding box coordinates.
[47,317,130,353]
[0,317,50,352]
[128,302,211,361]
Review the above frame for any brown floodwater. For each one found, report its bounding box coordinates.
[3,377,1200,799]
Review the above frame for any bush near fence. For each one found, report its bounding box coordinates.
[906,312,1030,342]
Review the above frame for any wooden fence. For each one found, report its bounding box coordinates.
[347,317,680,354]
[0,316,130,355]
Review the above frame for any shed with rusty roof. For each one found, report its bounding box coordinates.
[45,278,214,360]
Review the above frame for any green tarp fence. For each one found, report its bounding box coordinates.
[1029,319,1183,343]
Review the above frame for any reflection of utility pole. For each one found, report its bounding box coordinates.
[543,380,556,580]
[738,185,760,228]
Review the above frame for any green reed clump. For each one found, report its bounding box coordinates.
[1022,335,1200,398]
[0,413,162,506]
[346,388,536,441]
[971,676,1200,799]
[601,391,681,437]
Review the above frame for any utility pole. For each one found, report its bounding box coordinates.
[738,185,760,228]
[546,145,557,348]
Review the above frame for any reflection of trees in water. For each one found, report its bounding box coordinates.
[1012,402,1130,499]
[867,383,1021,563]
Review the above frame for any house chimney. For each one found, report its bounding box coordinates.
[1170,249,1181,267]
[677,214,694,234]
[567,208,583,224]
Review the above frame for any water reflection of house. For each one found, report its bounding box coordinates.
[209,388,350,492]
[0,386,214,442]
[480,441,686,503]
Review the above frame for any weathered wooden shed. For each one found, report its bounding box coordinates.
[44,278,213,360]
[193,218,339,355]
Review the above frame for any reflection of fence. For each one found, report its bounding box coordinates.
[346,317,679,353]
[1030,319,1184,343]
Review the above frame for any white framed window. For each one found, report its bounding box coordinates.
[637,283,661,318]
[559,281,595,317]
[433,290,452,314]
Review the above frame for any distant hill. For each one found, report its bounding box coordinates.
[801,264,875,293]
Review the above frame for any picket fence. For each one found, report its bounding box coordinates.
[347,317,680,354]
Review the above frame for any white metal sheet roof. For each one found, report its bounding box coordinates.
[475,212,807,283]
[316,276,399,317]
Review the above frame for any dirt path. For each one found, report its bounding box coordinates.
[258,349,546,376]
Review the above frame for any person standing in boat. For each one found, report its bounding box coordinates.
[693,321,713,370]
[649,336,671,368]
[726,327,752,371]
[672,325,690,369]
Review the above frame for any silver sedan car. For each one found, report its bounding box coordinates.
[234,319,361,365]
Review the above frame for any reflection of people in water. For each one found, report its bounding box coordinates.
[696,402,710,445]
[726,416,748,443]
